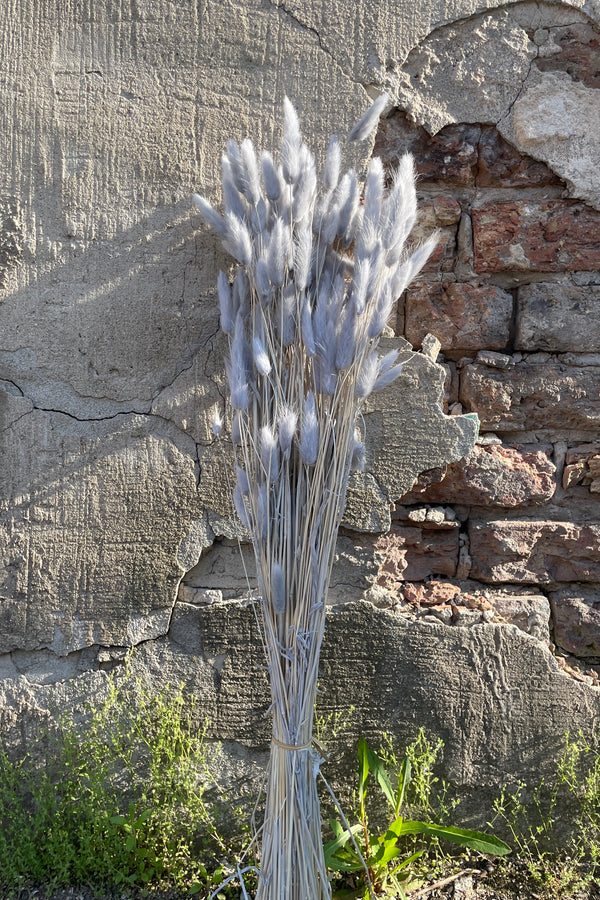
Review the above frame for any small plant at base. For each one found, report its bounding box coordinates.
[489,730,600,898]
[324,738,511,899]
[0,670,247,897]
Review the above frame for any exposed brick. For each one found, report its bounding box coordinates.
[374,112,480,185]
[469,520,600,584]
[376,526,459,586]
[401,580,462,607]
[477,125,561,187]
[405,282,513,351]
[550,586,600,657]
[536,23,600,90]
[460,359,600,433]
[563,444,600,492]
[472,201,600,274]
[516,283,600,352]
[399,443,556,507]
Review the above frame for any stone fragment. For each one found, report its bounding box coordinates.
[452,608,482,627]
[469,520,600,584]
[411,199,459,274]
[374,113,479,185]
[516,283,600,353]
[485,591,551,644]
[456,542,472,580]
[477,125,561,187]
[500,71,600,209]
[472,200,600,274]
[399,443,556,507]
[550,587,600,657]
[376,525,459,585]
[356,338,478,531]
[474,350,512,369]
[563,444,600,492]
[460,359,600,433]
[420,333,441,361]
[405,282,513,352]
[401,581,462,607]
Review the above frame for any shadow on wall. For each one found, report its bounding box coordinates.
[0,198,230,659]
[0,198,223,418]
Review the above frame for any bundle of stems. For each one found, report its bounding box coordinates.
[194,93,436,900]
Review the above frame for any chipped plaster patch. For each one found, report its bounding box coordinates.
[500,69,600,209]
[394,9,536,134]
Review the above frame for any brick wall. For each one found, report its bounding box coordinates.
[372,111,600,683]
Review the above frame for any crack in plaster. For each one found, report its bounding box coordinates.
[498,30,541,129]
[266,0,350,79]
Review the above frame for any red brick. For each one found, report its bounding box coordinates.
[472,201,600,273]
[405,282,513,351]
[399,443,556,507]
[374,112,479,185]
[536,23,600,90]
[469,520,600,584]
[376,526,459,586]
[477,126,561,188]
[460,359,600,433]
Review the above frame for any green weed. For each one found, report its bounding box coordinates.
[489,730,600,898]
[0,672,249,897]
[324,733,510,899]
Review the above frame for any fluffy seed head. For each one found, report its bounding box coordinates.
[348,92,389,142]
[192,194,227,238]
[299,391,319,465]
[355,351,379,399]
[253,336,272,377]
[233,482,251,529]
[278,407,298,456]
[217,271,234,334]
[323,135,341,193]
[260,425,280,478]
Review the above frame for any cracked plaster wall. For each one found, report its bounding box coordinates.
[1,0,600,807]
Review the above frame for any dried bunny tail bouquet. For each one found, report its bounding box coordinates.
[194,92,437,900]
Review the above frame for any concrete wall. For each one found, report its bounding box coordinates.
[1,0,600,813]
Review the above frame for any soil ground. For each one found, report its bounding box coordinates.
[9,865,600,900]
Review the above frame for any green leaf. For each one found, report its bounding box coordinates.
[372,838,403,867]
[323,823,363,860]
[109,814,128,826]
[136,808,154,825]
[395,756,411,816]
[357,738,370,817]
[398,821,511,856]
[329,818,346,839]
[391,850,424,871]
[326,856,365,874]
[365,744,395,811]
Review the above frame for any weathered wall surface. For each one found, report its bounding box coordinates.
[372,2,600,685]
[2,0,600,813]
